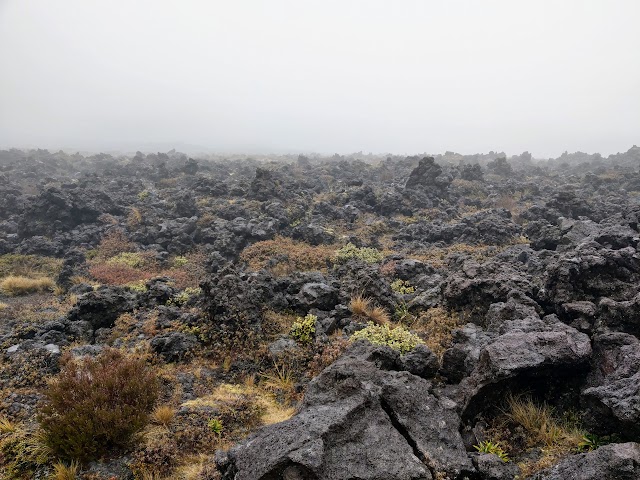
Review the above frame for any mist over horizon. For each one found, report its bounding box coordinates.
[1,0,639,159]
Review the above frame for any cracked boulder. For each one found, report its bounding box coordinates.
[582,333,640,439]
[459,315,591,419]
[216,342,474,480]
[531,442,640,480]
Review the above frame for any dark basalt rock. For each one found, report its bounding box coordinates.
[531,442,640,480]
[150,332,198,362]
[216,343,474,480]
[459,315,591,419]
[67,287,137,334]
[582,333,640,439]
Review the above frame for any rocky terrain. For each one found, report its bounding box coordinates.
[0,146,640,479]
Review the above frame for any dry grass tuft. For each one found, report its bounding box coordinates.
[51,461,79,480]
[349,296,390,325]
[152,405,176,428]
[367,306,390,325]
[0,275,55,296]
[261,363,297,403]
[349,295,371,316]
[506,395,583,448]
[0,416,16,434]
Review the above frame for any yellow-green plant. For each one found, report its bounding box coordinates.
[350,322,423,354]
[107,252,144,268]
[390,279,415,294]
[474,441,510,462]
[335,243,384,264]
[172,256,189,267]
[290,314,317,344]
[137,190,150,201]
[167,287,202,306]
[208,418,223,437]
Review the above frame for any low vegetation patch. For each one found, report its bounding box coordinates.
[0,275,55,296]
[350,322,423,354]
[335,243,384,264]
[0,254,62,278]
[240,236,335,275]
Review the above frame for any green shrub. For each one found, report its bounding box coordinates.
[107,252,144,268]
[390,279,415,294]
[335,243,384,264]
[350,322,422,354]
[125,280,148,293]
[38,349,159,463]
[167,287,202,306]
[172,255,189,267]
[289,314,317,344]
[137,190,150,201]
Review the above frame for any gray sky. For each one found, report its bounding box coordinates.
[1,0,639,157]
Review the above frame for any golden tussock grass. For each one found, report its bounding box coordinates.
[51,461,79,480]
[349,295,390,325]
[0,275,55,296]
[151,405,176,428]
[349,295,371,316]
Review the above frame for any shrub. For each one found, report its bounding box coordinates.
[0,276,55,296]
[38,349,159,463]
[240,236,335,275]
[172,255,189,267]
[350,322,423,354]
[390,279,415,294]
[335,243,384,264]
[138,190,150,201]
[96,230,135,258]
[289,314,316,344]
[107,252,144,268]
[167,287,202,306]
[412,307,462,358]
[88,263,151,285]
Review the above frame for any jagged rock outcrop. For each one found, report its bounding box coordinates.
[532,442,640,480]
[216,343,475,480]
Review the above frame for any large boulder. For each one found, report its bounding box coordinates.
[532,442,640,480]
[216,343,475,480]
[582,333,640,439]
[66,287,137,334]
[459,315,591,419]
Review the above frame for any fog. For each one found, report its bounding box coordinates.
[0,0,638,158]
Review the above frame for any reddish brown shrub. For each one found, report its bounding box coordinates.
[88,263,152,285]
[38,349,159,463]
